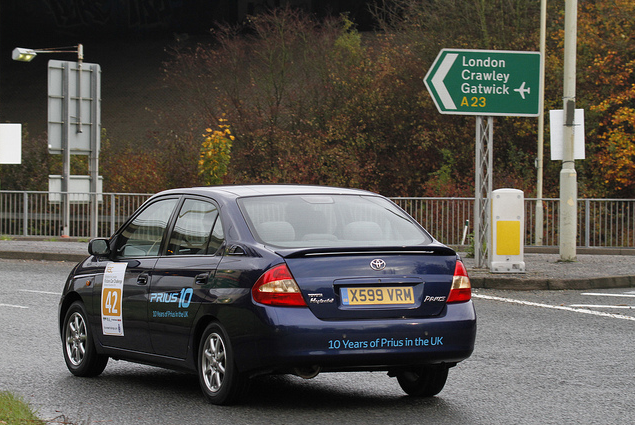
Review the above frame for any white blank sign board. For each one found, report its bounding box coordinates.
[0,124,22,164]
[550,109,585,160]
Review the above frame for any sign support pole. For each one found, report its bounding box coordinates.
[89,64,100,239]
[61,62,71,237]
[474,116,493,268]
[535,0,547,246]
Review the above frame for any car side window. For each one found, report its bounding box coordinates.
[167,199,224,256]
[114,198,178,258]
[208,213,225,254]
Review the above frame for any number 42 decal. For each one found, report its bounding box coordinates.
[103,288,122,316]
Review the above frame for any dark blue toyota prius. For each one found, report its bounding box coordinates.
[59,185,476,405]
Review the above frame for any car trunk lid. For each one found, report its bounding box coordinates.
[280,246,458,320]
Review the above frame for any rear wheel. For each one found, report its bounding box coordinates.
[396,365,449,397]
[198,323,247,405]
[62,301,108,377]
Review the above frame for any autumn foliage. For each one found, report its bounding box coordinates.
[577,0,635,196]
[3,1,635,199]
[199,120,234,186]
[165,8,479,196]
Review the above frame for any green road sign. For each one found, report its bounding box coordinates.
[424,49,541,117]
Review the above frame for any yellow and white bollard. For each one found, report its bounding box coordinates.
[490,189,525,273]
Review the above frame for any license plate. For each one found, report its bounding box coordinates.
[341,286,415,306]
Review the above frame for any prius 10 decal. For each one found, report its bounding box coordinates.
[150,288,193,318]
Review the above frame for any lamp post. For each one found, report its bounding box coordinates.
[12,44,83,63]
[12,44,84,237]
[560,0,578,261]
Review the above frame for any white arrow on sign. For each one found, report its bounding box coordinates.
[430,53,458,110]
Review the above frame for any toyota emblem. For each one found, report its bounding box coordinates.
[370,259,386,271]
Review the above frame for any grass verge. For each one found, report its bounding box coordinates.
[0,391,44,424]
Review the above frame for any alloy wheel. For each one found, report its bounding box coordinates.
[65,312,87,366]
[202,332,226,393]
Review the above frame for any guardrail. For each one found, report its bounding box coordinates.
[391,197,635,249]
[0,191,150,239]
[1,191,634,248]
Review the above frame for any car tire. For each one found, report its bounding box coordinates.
[397,365,449,397]
[62,301,108,377]
[198,323,247,405]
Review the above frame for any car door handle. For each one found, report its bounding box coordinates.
[195,273,210,285]
[137,273,149,285]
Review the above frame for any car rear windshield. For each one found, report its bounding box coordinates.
[238,194,432,248]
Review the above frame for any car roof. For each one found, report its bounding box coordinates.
[154,185,377,201]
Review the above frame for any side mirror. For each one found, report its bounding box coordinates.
[88,238,111,257]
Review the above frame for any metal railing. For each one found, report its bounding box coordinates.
[392,197,635,248]
[393,197,474,247]
[0,191,151,239]
[2,190,635,249]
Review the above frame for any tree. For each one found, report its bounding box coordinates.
[575,0,635,197]
[100,132,169,193]
[158,1,635,198]
[163,8,478,195]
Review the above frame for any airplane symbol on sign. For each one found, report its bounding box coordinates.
[514,82,530,99]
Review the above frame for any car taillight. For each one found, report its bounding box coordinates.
[252,264,307,307]
[447,259,472,303]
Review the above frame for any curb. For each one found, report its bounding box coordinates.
[471,275,635,291]
[525,247,635,256]
[0,251,87,263]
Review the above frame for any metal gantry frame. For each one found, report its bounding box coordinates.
[474,116,493,268]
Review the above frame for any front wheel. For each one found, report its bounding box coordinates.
[62,301,108,377]
[396,365,449,397]
[198,323,247,405]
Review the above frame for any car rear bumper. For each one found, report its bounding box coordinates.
[237,301,476,374]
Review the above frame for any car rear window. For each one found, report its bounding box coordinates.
[238,194,432,248]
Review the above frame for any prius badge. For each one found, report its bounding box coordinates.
[370,259,386,271]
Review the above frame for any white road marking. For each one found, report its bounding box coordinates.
[571,292,635,310]
[581,292,635,298]
[473,293,635,321]
[570,304,635,309]
[0,303,28,309]
[19,289,58,295]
